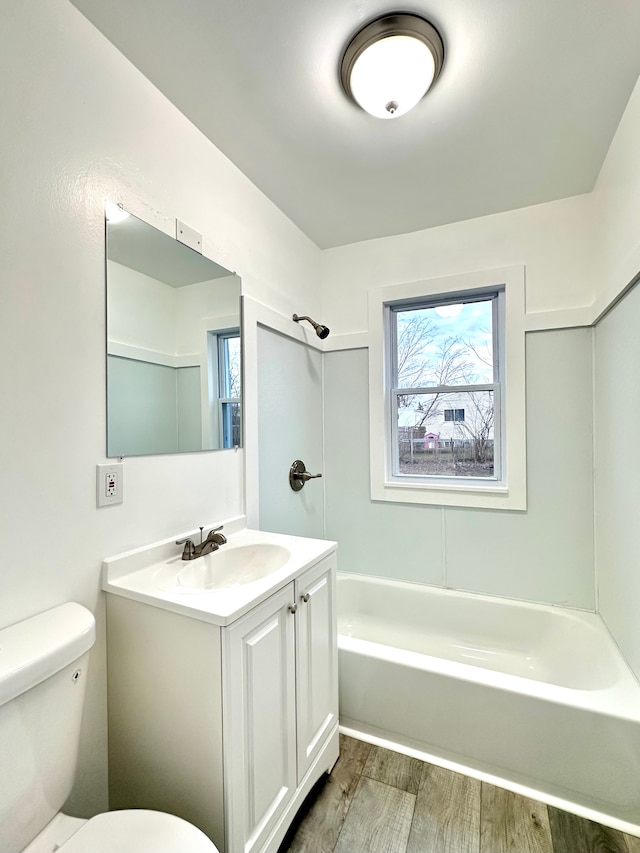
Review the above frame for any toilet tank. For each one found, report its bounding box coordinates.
[0,603,96,853]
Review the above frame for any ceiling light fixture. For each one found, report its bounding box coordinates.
[340,13,444,119]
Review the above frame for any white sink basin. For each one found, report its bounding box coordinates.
[176,543,291,591]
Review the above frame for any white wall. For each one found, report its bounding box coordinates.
[321,192,597,335]
[318,70,640,338]
[324,328,595,609]
[592,75,640,312]
[0,0,320,817]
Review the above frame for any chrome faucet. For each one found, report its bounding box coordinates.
[176,525,227,560]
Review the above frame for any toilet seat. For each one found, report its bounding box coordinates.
[58,810,218,853]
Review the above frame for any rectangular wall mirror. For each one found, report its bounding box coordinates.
[105,203,242,457]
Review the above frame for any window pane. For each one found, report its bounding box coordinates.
[444,408,465,421]
[396,300,493,389]
[220,335,241,398]
[221,401,241,448]
[397,390,495,478]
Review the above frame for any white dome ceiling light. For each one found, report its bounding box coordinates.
[340,13,445,120]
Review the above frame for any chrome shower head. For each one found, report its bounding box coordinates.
[292,314,330,339]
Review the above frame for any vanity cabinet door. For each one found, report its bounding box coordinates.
[295,555,338,781]
[223,583,297,853]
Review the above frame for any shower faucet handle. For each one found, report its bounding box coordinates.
[289,459,322,491]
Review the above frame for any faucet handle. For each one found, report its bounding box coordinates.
[176,537,196,560]
[205,524,227,545]
[289,460,322,491]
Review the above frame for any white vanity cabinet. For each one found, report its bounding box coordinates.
[105,548,338,853]
[223,583,297,853]
[294,556,338,779]
[223,557,338,853]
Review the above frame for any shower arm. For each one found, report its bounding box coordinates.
[292,313,330,340]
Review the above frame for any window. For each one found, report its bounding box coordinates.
[209,330,241,448]
[391,292,501,483]
[368,267,526,510]
[444,409,465,422]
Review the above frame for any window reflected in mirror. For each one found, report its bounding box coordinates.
[105,203,242,457]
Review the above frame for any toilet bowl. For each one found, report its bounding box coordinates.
[0,603,219,853]
[23,810,217,853]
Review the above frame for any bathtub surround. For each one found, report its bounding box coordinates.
[257,328,324,540]
[594,280,640,683]
[323,328,594,608]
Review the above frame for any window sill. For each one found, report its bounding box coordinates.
[387,477,506,493]
[373,479,524,510]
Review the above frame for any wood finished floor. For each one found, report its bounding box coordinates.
[278,735,640,853]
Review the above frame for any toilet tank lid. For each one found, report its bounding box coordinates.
[0,603,96,708]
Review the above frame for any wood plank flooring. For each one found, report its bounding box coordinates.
[279,735,640,853]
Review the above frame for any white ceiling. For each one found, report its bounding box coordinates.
[71,0,640,249]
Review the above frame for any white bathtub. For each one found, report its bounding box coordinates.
[337,574,640,835]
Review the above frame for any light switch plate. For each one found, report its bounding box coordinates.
[97,463,123,507]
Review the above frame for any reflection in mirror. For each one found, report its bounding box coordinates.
[105,203,241,457]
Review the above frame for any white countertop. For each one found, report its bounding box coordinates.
[102,517,337,626]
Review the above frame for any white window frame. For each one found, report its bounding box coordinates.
[368,266,526,510]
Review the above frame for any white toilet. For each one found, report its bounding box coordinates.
[0,602,218,853]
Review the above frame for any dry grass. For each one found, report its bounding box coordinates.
[398,454,494,478]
